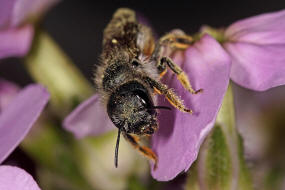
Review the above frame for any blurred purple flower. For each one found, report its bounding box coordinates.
[0,80,50,163]
[0,165,40,190]
[0,0,59,59]
[0,25,33,59]
[223,9,285,91]
[0,79,19,112]
[63,35,231,181]
[0,80,49,189]
[63,94,114,138]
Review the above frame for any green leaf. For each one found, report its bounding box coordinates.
[237,135,253,190]
[204,125,232,190]
[216,84,253,190]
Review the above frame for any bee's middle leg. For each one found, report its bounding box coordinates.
[123,132,158,169]
[159,32,194,50]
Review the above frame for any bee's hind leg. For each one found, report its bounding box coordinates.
[123,132,158,170]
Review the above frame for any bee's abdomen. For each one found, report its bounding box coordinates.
[103,8,137,46]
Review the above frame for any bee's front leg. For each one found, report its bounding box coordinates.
[144,77,193,114]
[123,132,158,170]
[158,57,203,94]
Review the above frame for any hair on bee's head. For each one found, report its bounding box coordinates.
[107,80,158,135]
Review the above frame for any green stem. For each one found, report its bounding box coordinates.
[186,84,253,190]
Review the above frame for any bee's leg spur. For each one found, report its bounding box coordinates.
[123,132,158,170]
[145,77,193,114]
[159,33,194,50]
[158,57,203,94]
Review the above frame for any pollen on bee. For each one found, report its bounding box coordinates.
[112,38,118,44]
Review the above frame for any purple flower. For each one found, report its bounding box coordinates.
[0,79,19,112]
[223,9,285,91]
[63,35,231,181]
[0,25,33,59]
[0,166,40,190]
[0,0,59,59]
[151,35,231,180]
[0,80,50,189]
[0,80,50,162]
[63,94,114,138]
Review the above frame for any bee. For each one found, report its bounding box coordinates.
[94,8,202,169]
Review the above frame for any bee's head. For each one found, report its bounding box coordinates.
[107,81,158,135]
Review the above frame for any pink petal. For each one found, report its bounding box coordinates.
[225,42,285,91]
[225,9,285,44]
[0,165,40,190]
[0,0,17,28]
[151,35,231,181]
[224,9,285,91]
[0,25,34,59]
[10,0,60,27]
[0,0,59,28]
[0,79,20,111]
[63,94,115,139]
[0,84,49,163]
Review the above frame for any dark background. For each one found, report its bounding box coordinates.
[1,0,285,85]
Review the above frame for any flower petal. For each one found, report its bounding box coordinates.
[0,79,20,112]
[224,42,285,91]
[225,9,285,44]
[0,0,17,28]
[0,25,34,59]
[63,94,115,139]
[0,165,40,190]
[224,9,285,91]
[0,84,49,163]
[151,35,231,181]
[0,0,59,28]
[10,0,60,27]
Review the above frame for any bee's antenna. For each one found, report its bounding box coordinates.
[149,106,172,110]
[114,127,122,168]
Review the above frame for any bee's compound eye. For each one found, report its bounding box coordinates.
[131,60,140,67]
